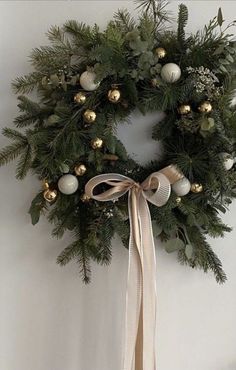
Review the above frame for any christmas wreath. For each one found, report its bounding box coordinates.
[1,0,236,283]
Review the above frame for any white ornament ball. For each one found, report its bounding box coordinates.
[79,71,100,91]
[58,174,79,195]
[220,152,234,171]
[172,177,191,196]
[161,63,181,83]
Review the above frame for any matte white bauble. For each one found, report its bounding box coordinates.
[79,71,100,91]
[161,63,181,83]
[220,152,234,170]
[172,177,191,196]
[58,174,79,195]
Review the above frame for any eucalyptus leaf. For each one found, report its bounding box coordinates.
[49,74,60,86]
[164,238,185,253]
[226,54,234,63]
[185,244,194,259]
[152,221,163,237]
[59,163,70,173]
[45,114,60,126]
[200,117,215,131]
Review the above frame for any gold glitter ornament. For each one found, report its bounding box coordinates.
[178,104,191,115]
[91,138,103,149]
[198,101,212,113]
[43,189,57,202]
[108,89,121,103]
[191,183,203,193]
[74,164,87,176]
[74,92,86,105]
[83,109,96,124]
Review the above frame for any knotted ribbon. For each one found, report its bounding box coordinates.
[85,165,183,370]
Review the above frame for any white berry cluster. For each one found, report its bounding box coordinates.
[186,66,221,98]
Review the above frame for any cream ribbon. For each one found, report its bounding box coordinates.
[85,165,183,370]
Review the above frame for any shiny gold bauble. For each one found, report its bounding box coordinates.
[43,189,57,202]
[178,104,191,115]
[108,89,121,103]
[198,101,212,113]
[176,197,182,204]
[74,164,87,176]
[155,47,166,59]
[74,92,86,105]
[91,138,103,149]
[83,109,96,123]
[80,193,90,203]
[191,183,203,193]
[42,180,50,190]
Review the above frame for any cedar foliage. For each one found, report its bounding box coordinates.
[1,0,236,283]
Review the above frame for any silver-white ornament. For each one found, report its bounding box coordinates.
[220,152,234,171]
[79,71,100,91]
[161,63,181,83]
[58,174,79,195]
[172,177,191,196]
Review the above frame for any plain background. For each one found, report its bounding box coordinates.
[0,1,236,370]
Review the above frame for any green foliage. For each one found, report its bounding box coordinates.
[1,1,236,282]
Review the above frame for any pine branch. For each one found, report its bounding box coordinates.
[57,239,91,283]
[2,127,27,142]
[16,145,33,179]
[12,72,43,94]
[177,4,188,48]
[0,141,28,166]
[113,9,136,33]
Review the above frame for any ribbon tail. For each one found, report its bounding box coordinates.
[123,190,143,370]
[139,195,157,370]
[123,190,157,370]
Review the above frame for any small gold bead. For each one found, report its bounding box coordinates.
[42,180,50,190]
[155,47,166,59]
[176,197,182,204]
[151,78,160,88]
[80,193,90,203]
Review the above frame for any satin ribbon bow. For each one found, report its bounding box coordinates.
[85,165,183,370]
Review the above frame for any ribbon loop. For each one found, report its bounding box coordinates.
[85,165,183,370]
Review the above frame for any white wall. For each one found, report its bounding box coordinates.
[0,1,236,370]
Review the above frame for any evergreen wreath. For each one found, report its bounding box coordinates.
[1,0,236,283]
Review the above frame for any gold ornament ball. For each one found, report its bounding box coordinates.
[43,189,57,203]
[74,164,87,176]
[155,47,166,59]
[191,183,203,193]
[178,104,191,115]
[81,193,90,203]
[108,89,121,103]
[176,197,182,204]
[91,138,103,149]
[74,92,86,105]
[83,109,96,124]
[198,101,212,113]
